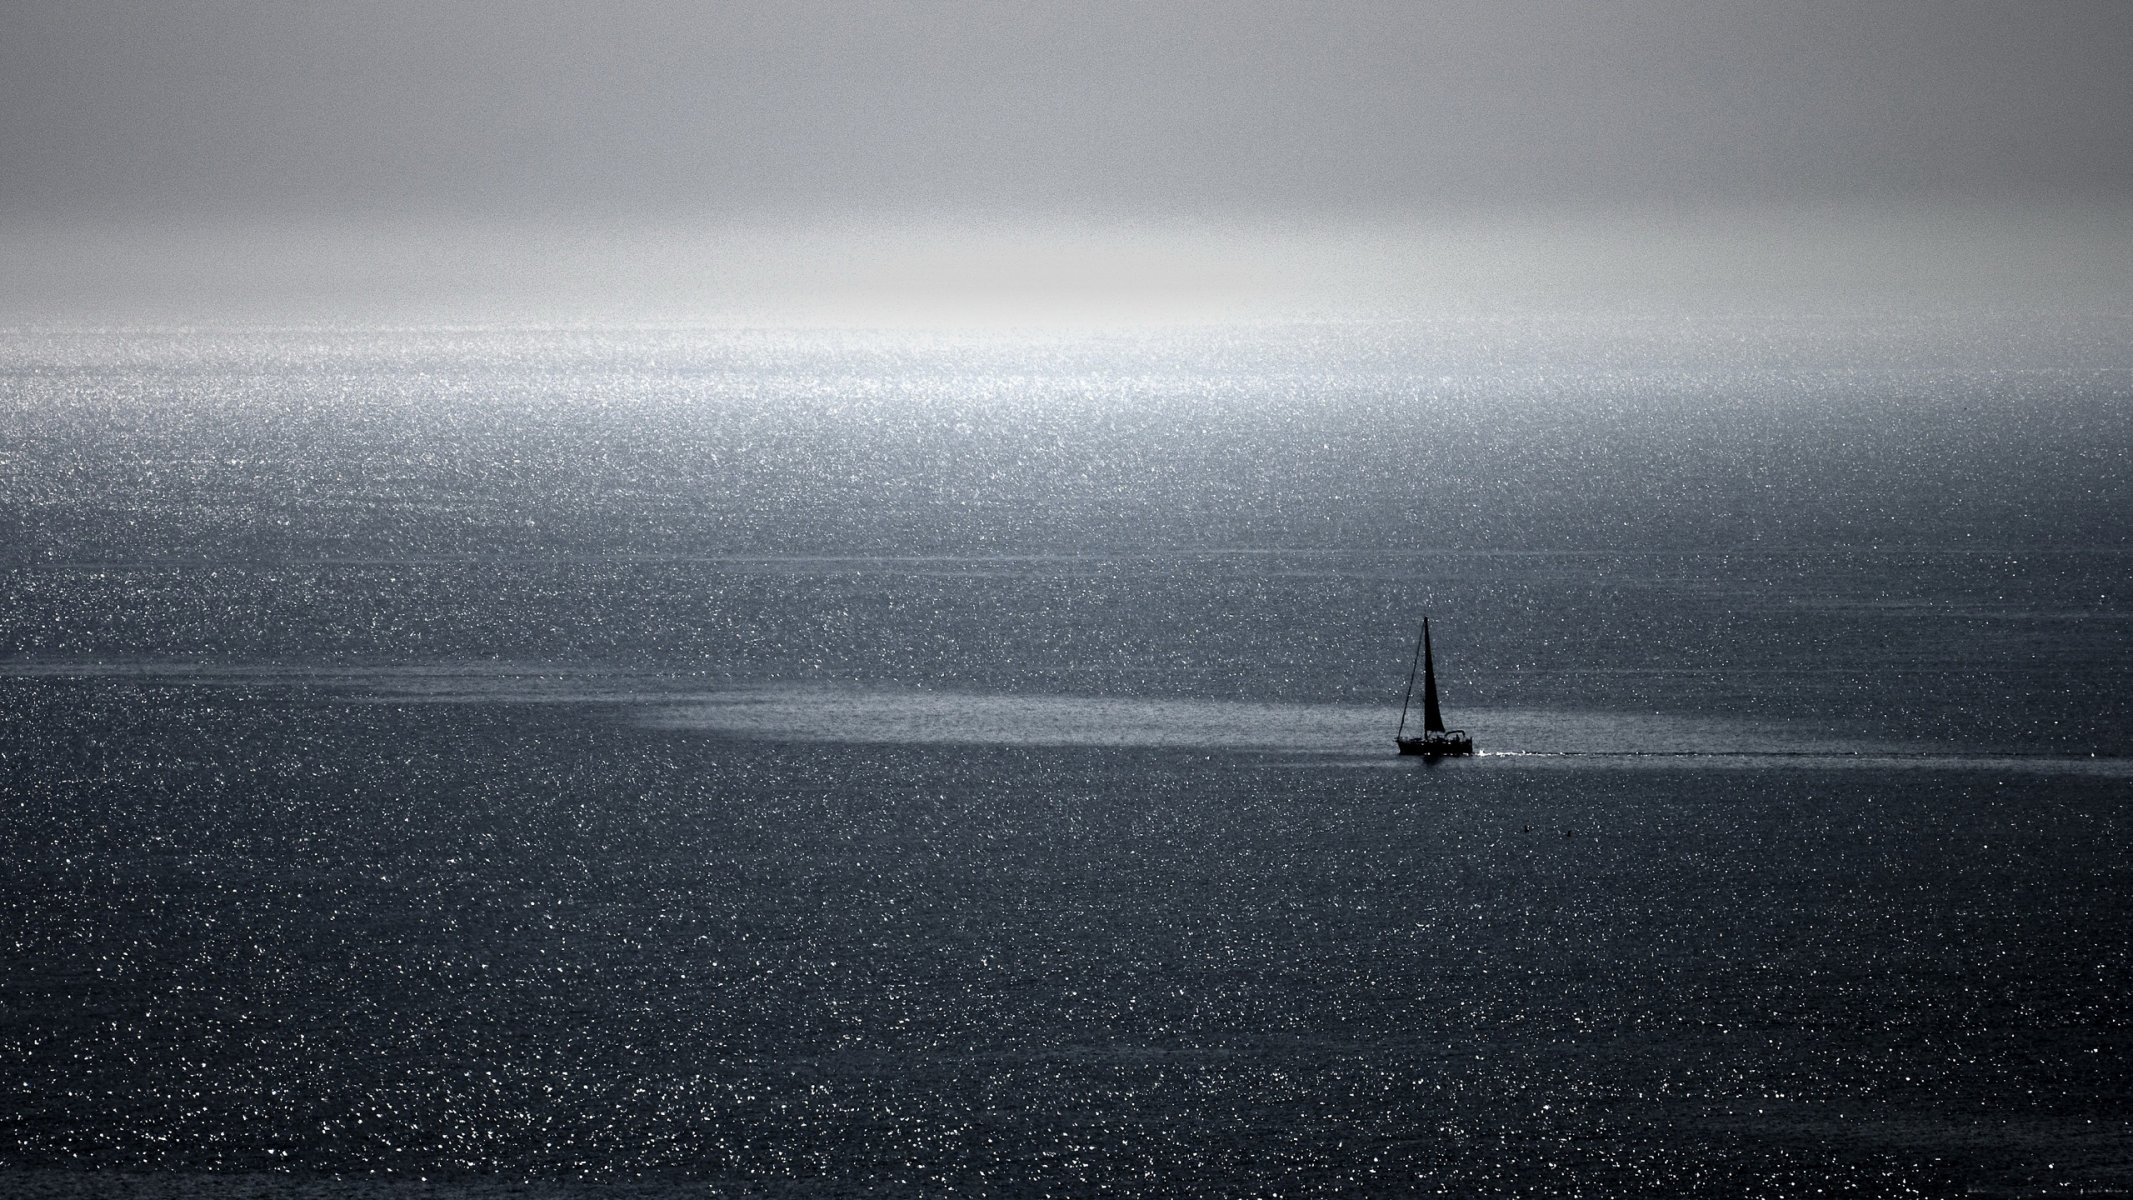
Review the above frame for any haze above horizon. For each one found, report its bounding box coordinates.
[3,1,2130,323]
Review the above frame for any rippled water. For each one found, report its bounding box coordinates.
[1,321,2129,1196]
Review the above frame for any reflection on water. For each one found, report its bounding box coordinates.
[20,659,2117,774]
[4,679,2129,1196]
[3,322,2130,1194]
[512,681,2133,776]
[643,685,1879,757]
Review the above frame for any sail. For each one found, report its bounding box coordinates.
[1421,616,1445,733]
[1396,617,1424,738]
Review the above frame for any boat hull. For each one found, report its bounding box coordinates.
[1397,733,1474,758]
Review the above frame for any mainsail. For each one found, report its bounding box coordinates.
[1396,615,1449,737]
[1421,616,1445,733]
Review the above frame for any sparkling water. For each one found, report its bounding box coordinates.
[2,320,2127,1196]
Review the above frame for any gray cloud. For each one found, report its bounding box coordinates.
[4,0,2130,220]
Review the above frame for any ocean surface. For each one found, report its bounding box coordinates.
[1,319,2129,1197]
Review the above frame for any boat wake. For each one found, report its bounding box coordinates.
[1467,747,2131,775]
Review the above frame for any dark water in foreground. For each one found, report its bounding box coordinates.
[1,323,2130,1196]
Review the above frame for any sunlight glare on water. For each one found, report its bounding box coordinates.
[1,319,2129,1197]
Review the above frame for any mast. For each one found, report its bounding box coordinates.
[1422,616,1445,733]
[1396,617,1426,739]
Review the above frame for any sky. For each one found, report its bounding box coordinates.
[3,0,2130,320]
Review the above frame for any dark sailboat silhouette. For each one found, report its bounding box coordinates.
[1396,616,1474,757]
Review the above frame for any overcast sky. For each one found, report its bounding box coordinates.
[3,1,2129,321]
[4,0,2130,220]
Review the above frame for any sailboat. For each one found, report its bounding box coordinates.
[1396,615,1474,757]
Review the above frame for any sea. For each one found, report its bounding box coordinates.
[1,316,2128,1197]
